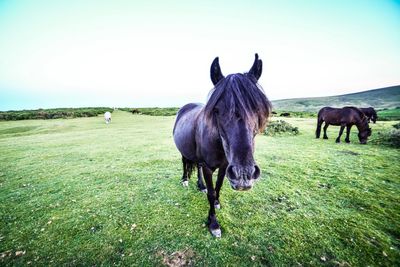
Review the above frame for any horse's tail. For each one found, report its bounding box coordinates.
[182,157,196,179]
[316,110,324,138]
[187,162,196,179]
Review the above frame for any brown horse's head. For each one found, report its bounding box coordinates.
[205,54,271,190]
[358,127,372,144]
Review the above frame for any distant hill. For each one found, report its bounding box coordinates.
[272,85,400,112]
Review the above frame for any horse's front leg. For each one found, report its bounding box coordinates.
[345,125,352,143]
[202,165,221,237]
[336,125,345,143]
[323,123,329,139]
[214,164,227,209]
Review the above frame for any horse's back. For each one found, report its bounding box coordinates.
[318,107,336,115]
[318,107,337,120]
[173,103,203,161]
[319,106,363,125]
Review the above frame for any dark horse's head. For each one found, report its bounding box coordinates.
[369,107,378,123]
[205,54,271,191]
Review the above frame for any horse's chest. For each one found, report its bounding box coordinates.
[197,136,225,168]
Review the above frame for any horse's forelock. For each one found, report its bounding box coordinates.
[204,74,271,129]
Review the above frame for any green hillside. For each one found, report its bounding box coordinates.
[272,85,400,112]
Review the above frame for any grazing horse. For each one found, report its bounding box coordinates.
[104,111,111,124]
[173,54,271,237]
[360,107,377,123]
[316,106,371,144]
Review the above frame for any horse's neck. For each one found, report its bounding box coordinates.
[197,112,222,148]
[356,118,368,131]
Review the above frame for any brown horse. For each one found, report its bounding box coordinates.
[316,106,371,144]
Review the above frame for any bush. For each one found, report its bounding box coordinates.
[0,108,113,121]
[372,129,400,148]
[119,107,179,116]
[264,120,299,136]
[272,110,316,118]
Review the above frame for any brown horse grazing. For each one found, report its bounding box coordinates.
[173,54,271,237]
[316,106,371,144]
[360,107,378,123]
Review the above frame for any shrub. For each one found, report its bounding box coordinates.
[372,129,400,148]
[272,110,316,118]
[0,108,113,121]
[119,107,179,116]
[264,120,299,136]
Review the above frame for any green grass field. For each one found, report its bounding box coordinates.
[1,111,399,266]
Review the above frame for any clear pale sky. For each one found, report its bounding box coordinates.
[1,0,399,110]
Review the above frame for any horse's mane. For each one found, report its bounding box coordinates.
[204,73,271,131]
[367,107,377,116]
[345,106,369,127]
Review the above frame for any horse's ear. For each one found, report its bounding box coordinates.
[210,57,224,85]
[249,53,262,80]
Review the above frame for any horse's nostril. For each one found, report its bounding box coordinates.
[253,165,261,179]
[227,165,235,179]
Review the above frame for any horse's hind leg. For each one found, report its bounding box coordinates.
[197,163,207,193]
[316,118,323,138]
[336,125,345,143]
[181,157,190,187]
[323,123,329,139]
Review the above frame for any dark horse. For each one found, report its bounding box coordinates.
[173,54,271,237]
[316,106,371,144]
[360,107,378,123]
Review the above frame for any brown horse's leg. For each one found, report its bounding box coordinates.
[345,125,352,143]
[202,165,221,237]
[214,164,227,209]
[323,123,329,139]
[197,163,207,193]
[181,157,189,186]
[316,118,323,138]
[181,157,193,187]
[336,125,345,143]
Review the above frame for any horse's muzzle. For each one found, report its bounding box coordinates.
[226,165,260,191]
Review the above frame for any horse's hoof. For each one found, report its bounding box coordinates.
[201,189,208,194]
[211,228,221,238]
[182,181,189,187]
[215,203,221,209]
